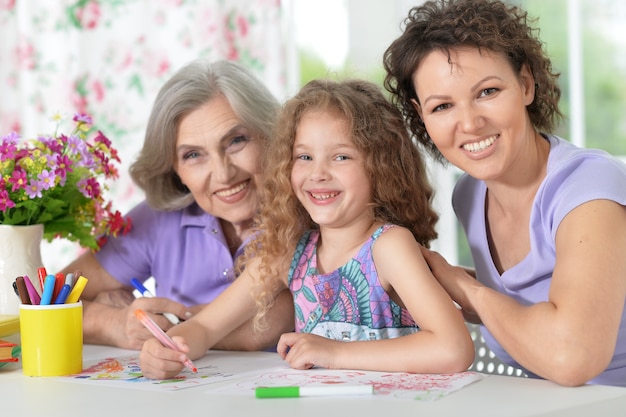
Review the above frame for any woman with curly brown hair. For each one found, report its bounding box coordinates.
[384,0,626,386]
[138,78,474,380]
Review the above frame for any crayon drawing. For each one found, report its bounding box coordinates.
[58,351,281,391]
[215,368,485,401]
[55,350,483,399]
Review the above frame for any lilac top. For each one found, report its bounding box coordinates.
[95,201,244,306]
[453,135,626,386]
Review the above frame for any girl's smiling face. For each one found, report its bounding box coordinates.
[290,110,373,230]
[412,47,537,182]
[174,96,263,232]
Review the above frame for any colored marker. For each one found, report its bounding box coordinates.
[39,275,56,305]
[22,275,41,305]
[65,272,75,287]
[37,267,47,294]
[15,277,31,305]
[131,278,180,325]
[65,275,88,304]
[255,385,374,399]
[52,272,65,300]
[54,284,72,304]
[133,309,197,373]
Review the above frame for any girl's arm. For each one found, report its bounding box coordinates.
[139,259,289,379]
[278,227,474,374]
[465,200,626,386]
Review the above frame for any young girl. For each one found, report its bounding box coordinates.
[139,79,474,380]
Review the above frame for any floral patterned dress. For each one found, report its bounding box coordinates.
[288,224,419,341]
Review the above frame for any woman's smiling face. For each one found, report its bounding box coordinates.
[412,47,536,181]
[174,95,263,229]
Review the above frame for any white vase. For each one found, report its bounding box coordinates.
[0,224,44,315]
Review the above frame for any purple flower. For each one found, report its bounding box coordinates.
[25,181,43,199]
[73,113,93,124]
[39,134,64,153]
[66,135,90,165]
[37,169,56,190]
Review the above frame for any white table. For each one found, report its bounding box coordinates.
[1,336,625,417]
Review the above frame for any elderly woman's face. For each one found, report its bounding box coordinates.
[174,95,263,230]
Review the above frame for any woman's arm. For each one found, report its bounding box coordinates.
[469,200,626,386]
[425,200,626,386]
[277,227,474,374]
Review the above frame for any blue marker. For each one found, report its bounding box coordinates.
[39,275,56,305]
[54,284,72,304]
[130,278,180,325]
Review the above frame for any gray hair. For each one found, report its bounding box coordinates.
[129,59,280,210]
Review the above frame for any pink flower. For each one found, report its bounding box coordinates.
[55,155,73,179]
[237,15,249,37]
[91,80,105,102]
[15,38,36,70]
[8,168,27,192]
[0,132,19,160]
[0,0,16,11]
[78,177,101,198]
[0,188,16,211]
[75,0,101,30]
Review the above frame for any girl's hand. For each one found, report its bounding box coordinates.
[277,332,341,370]
[139,336,189,380]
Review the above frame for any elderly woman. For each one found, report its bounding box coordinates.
[62,59,293,350]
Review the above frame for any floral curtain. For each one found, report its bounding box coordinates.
[0,0,286,272]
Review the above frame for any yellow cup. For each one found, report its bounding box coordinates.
[19,302,83,376]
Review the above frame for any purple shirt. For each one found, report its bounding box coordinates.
[96,201,243,306]
[453,135,626,386]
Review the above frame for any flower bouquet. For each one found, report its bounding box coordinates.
[0,113,130,250]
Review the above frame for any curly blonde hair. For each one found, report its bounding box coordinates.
[245,79,439,330]
[383,0,562,162]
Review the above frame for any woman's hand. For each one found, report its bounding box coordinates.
[139,336,190,380]
[277,332,342,370]
[419,246,482,323]
[85,297,191,350]
[92,288,135,308]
